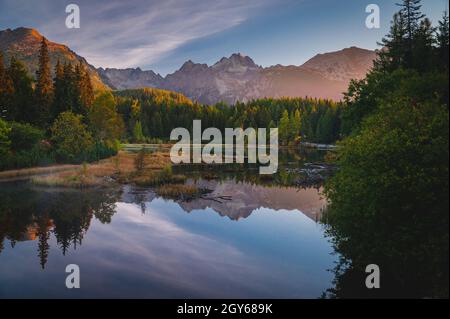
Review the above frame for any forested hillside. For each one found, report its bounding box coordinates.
[115,88,343,145]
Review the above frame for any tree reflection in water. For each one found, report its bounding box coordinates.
[0,182,121,268]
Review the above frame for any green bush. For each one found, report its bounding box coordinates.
[85,141,119,162]
[9,122,44,151]
[5,142,54,168]
[0,118,11,157]
[50,111,94,162]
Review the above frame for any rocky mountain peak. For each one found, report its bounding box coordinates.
[212,53,259,72]
[301,47,377,82]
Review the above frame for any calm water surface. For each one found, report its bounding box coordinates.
[0,149,337,298]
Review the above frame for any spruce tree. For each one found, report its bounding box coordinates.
[35,37,54,127]
[376,13,408,72]
[72,63,83,115]
[79,64,94,110]
[52,60,67,119]
[413,18,436,72]
[0,52,14,120]
[63,63,75,112]
[396,0,425,67]
[437,11,449,69]
[7,56,34,123]
[278,110,290,145]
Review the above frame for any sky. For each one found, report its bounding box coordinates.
[0,0,447,75]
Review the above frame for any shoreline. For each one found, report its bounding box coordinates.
[0,164,80,182]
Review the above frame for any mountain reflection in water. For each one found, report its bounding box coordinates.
[123,180,326,221]
[0,177,334,298]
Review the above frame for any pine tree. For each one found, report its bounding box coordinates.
[288,111,298,140]
[279,110,290,145]
[0,52,14,120]
[293,109,302,138]
[376,13,408,71]
[53,60,67,119]
[413,18,436,72]
[133,121,145,143]
[7,57,34,123]
[437,11,449,69]
[63,63,75,112]
[152,112,163,137]
[79,64,94,110]
[396,0,425,67]
[35,37,54,127]
[72,63,83,115]
[316,108,335,144]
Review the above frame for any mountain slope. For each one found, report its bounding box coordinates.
[0,27,108,91]
[301,46,376,82]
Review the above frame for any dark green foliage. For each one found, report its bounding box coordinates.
[0,120,53,170]
[324,91,449,298]
[50,111,94,162]
[6,57,35,123]
[324,1,449,298]
[343,6,449,136]
[49,111,118,164]
[0,118,10,157]
[52,60,66,119]
[8,122,44,151]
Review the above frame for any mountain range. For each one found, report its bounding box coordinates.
[1,27,377,104]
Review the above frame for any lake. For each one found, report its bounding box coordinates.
[0,148,337,298]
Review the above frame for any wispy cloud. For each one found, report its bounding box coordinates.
[1,0,273,68]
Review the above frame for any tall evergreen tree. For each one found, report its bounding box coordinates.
[72,63,83,115]
[0,52,14,120]
[78,63,94,110]
[396,0,425,67]
[376,13,408,71]
[437,11,449,69]
[293,109,302,138]
[413,18,436,72]
[35,37,54,127]
[63,63,75,112]
[7,56,34,123]
[53,60,66,118]
[278,110,290,145]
